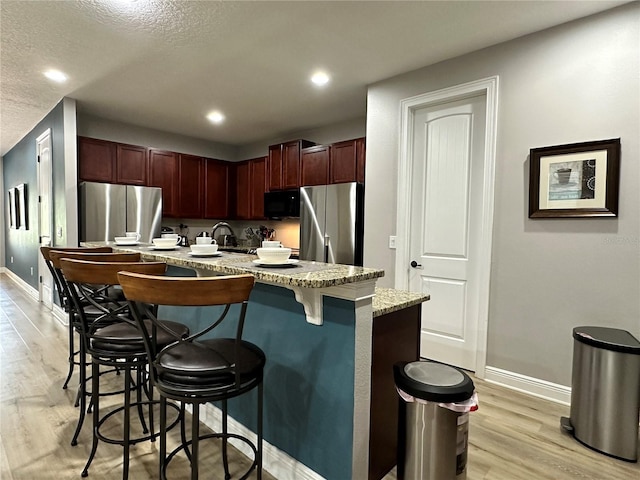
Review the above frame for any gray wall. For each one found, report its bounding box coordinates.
[3,100,72,287]
[237,116,366,159]
[77,113,239,161]
[77,113,366,162]
[364,3,640,385]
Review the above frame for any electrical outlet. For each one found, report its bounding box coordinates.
[30,267,34,276]
[57,227,63,238]
[389,236,397,249]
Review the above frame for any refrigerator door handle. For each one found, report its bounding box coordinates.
[324,234,330,263]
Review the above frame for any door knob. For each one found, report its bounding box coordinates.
[410,260,422,268]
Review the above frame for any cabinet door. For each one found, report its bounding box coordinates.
[148,149,178,217]
[282,141,301,189]
[204,159,230,219]
[301,145,330,186]
[78,137,116,183]
[356,137,366,183]
[235,161,251,220]
[330,140,358,184]
[116,144,147,185]
[268,144,283,191]
[178,154,203,218]
[250,157,267,219]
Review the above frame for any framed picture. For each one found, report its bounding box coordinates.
[529,138,621,218]
[16,183,28,230]
[8,188,17,229]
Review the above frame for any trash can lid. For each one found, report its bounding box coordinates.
[573,326,640,355]
[393,361,474,403]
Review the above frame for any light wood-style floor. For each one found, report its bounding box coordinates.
[1,273,638,480]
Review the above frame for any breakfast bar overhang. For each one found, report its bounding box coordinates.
[87,243,429,479]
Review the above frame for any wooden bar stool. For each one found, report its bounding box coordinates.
[118,272,265,480]
[48,250,144,446]
[40,246,112,390]
[60,258,189,479]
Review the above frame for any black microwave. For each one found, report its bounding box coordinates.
[264,190,300,218]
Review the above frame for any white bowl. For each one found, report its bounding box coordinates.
[114,236,137,245]
[152,237,177,247]
[190,244,219,254]
[256,247,291,264]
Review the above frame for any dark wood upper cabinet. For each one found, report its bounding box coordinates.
[78,136,116,183]
[116,144,147,185]
[148,149,178,217]
[356,137,366,183]
[268,144,283,191]
[235,161,251,220]
[204,159,230,219]
[330,139,360,184]
[250,157,267,219]
[301,145,330,186]
[178,154,203,218]
[235,157,267,220]
[268,139,315,191]
[282,141,302,189]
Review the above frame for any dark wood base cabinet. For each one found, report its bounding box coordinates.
[369,305,420,480]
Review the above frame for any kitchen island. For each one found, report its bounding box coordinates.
[86,242,429,480]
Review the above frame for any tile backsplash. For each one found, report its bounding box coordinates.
[163,218,300,249]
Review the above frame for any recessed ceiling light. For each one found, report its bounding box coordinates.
[206,111,225,124]
[44,69,68,83]
[311,71,330,87]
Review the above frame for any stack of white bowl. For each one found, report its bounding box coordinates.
[256,241,291,264]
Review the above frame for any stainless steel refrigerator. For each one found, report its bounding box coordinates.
[299,182,364,266]
[79,182,162,243]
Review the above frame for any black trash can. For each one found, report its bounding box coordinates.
[561,326,640,462]
[394,361,477,480]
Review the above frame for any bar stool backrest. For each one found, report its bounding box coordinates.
[60,259,167,352]
[118,272,256,390]
[40,246,113,310]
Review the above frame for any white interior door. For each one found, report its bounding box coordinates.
[408,94,486,371]
[37,129,53,309]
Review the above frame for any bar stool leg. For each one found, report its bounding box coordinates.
[82,361,100,477]
[222,399,230,480]
[62,319,75,389]
[257,382,263,480]
[191,403,200,480]
[123,365,131,480]
[71,340,87,446]
[160,396,167,480]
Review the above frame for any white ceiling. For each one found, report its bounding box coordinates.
[0,0,629,156]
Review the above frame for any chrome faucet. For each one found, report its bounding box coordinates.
[211,222,236,246]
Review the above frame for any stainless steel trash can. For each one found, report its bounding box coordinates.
[561,326,640,462]
[394,361,476,480]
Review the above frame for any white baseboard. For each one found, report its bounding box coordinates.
[53,304,68,325]
[484,366,571,406]
[190,403,325,480]
[3,268,40,301]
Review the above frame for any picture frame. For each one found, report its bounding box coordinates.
[8,188,17,229]
[529,138,621,218]
[16,183,28,230]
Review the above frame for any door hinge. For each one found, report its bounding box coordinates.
[37,155,41,163]
[39,275,43,284]
[38,195,41,203]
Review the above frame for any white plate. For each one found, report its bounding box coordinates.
[150,246,178,251]
[115,241,139,246]
[252,259,299,267]
[189,252,222,257]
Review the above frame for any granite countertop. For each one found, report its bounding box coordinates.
[90,242,384,289]
[372,287,430,317]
